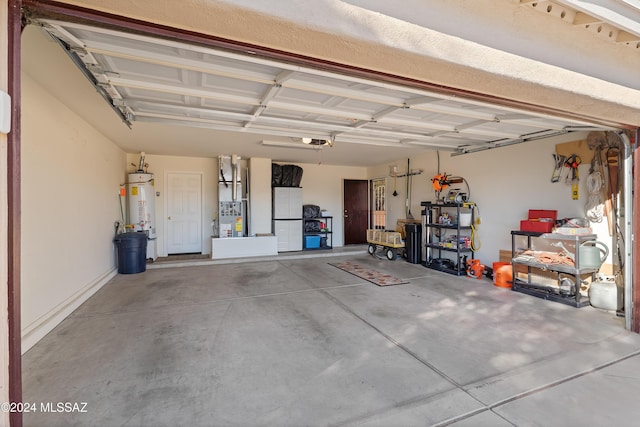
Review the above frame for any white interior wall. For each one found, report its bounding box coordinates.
[21,73,126,353]
[248,157,272,235]
[122,156,367,254]
[125,153,218,256]
[132,153,591,255]
[290,162,369,248]
[368,133,616,268]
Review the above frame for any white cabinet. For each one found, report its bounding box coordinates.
[273,220,303,252]
[273,187,303,252]
[273,187,302,219]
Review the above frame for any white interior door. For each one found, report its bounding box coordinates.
[167,172,202,254]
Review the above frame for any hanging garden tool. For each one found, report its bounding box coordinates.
[389,164,399,196]
[406,159,411,218]
[564,154,581,200]
[391,159,423,217]
[551,153,566,183]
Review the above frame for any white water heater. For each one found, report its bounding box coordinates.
[127,172,156,236]
[127,172,157,260]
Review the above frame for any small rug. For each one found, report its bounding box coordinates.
[329,261,409,286]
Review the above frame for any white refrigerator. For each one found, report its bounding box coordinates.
[272,187,302,252]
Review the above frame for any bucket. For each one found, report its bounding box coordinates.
[459,213,472,227]
[579,240,608,270]
[114,232,148,274]
[492,262,512,288]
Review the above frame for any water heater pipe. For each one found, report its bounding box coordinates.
[137,151,146,172]
[231,154,239,201]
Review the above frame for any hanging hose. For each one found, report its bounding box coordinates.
[584,146,605,222]
[470,204,481,251]
[584,171,604,222]
[470,224,481,252]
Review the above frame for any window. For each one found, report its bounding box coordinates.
[372,178,386,229]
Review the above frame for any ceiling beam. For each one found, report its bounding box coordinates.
[244,70,295,128]
[109,76,261,105]
[406,97,498,121]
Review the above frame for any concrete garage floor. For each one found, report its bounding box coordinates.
[23,250,640,427]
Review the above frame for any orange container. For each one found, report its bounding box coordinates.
[492,262,513,288]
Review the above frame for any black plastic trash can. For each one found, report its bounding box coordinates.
[114,232,148,274]
[405,223,422,264]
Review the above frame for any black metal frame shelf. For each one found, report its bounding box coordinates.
[303,216,332,250]
[421,201,475,276]
[511,230,597,308]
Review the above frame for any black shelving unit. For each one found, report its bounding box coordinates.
[303,216,332,250]
[421,202,475,276]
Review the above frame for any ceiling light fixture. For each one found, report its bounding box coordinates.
[302,138,333,147]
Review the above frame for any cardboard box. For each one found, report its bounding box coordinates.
[520,209,557,233]
[500,250,527,275]
[500,249,558,284]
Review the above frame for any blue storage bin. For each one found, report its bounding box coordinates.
[305,235,321,248]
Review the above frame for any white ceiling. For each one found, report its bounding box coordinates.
[25,19,610,166]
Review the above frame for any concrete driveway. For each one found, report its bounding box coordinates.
[23,252,640,426]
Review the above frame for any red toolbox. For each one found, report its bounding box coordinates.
[520,209,557,233]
